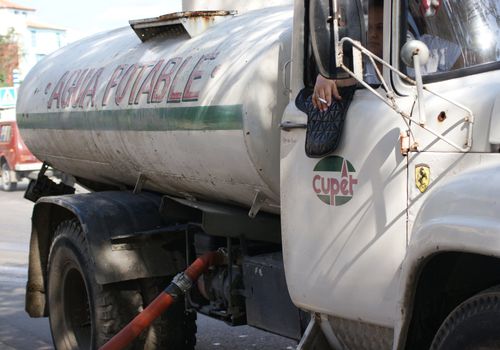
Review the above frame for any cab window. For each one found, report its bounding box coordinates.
[305,0,383,87]
[0,124,12,143]
[405,0,500,78]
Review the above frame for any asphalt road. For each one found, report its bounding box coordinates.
[0,183,297,350]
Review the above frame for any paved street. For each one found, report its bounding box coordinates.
[0,183,297,350]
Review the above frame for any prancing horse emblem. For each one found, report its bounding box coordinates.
[415,164,430,193]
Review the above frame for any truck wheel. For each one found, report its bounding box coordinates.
[1,162,17,191]
[430,286,500,349]
[47,219,196,349]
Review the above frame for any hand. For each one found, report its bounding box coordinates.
[312,75,341,112]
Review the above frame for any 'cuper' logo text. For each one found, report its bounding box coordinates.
[312,156,358,206]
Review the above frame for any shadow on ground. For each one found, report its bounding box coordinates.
[0,265,54,350]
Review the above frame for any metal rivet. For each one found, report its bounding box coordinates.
[437,111,446,122]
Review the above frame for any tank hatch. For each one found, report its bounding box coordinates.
[129,10,236,41]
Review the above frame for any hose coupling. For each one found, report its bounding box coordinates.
[171,272,193,294]
[164,272,193,301]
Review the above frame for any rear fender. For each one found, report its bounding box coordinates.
[26,191,186,317]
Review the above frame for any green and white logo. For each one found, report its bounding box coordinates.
[312,156,358,206]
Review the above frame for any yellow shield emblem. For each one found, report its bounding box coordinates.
[415,164,430,193]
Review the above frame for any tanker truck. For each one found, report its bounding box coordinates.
[15,0,500,349]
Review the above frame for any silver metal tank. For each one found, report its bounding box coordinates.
[182,0,293,13]
[17,5,293,213]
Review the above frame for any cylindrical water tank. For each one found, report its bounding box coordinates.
[17,6,293,213]
[182,0,293,13]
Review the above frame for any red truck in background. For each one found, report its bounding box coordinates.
[0,108,41,191]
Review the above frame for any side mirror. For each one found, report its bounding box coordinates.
[310,0,364,79]
[400,40,430,67]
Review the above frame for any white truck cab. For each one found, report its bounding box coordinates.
[282,0,500,348]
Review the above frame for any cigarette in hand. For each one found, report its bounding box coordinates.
[318,97,328,104]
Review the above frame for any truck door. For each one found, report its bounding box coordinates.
[280,0,408,339]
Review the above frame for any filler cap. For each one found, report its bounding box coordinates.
[129,10,236,41]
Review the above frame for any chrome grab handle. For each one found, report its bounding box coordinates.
[279,121,307,131]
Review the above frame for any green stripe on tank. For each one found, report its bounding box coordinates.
[18,105,243,131]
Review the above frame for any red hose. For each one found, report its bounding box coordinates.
[99,251,223,350]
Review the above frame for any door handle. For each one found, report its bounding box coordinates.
[280,121,306,131]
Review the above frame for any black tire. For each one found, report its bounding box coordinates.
[430,286,500,350]
[47,219,196,350]
[1,162,17,191]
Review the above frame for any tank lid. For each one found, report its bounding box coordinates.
[129,10,236,42]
